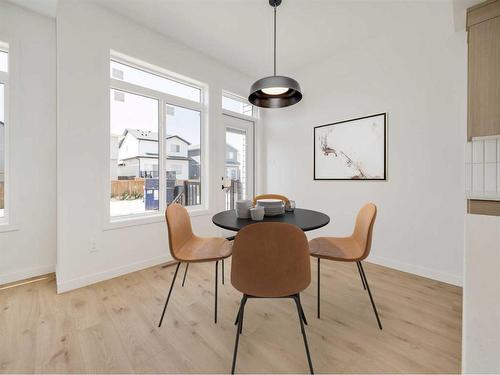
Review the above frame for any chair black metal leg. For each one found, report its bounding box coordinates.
[356,262,367,290]
[358,262,383,330]
[222,258,225,285]
[181,262,189,287]
[158,262,181,327]
[293,295,314,374]
[231,295,247,374]
[317,258,321,319]
[238,296,248,334]
[215,260,219,324]
[297,293,308,325]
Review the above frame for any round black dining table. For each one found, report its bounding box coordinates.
[212,208,330,232]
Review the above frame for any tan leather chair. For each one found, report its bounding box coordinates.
[158,203,232,327]
[309,203,382,329]
[230,222,313,374]
[253,194,289,206]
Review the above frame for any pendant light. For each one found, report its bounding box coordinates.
[249,0,302,108]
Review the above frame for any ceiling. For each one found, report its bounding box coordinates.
[92,0,408,78]
[7,0,480,78]
[7,0,58,18]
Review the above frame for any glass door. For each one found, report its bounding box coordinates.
[223,114,254,210]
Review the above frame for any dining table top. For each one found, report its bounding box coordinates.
[212,208,330,232]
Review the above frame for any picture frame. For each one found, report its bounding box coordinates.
[313,113,387,180]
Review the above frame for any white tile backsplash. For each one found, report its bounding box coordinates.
[484,164,497,194]
[473,140,484,163]
[466,163,472,193]
[465,142,472,163]
[484,139,497,163]
[498,163,500,193]
[467,136,500,200]
[472,164,484,193]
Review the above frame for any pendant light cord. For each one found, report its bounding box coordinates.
[273,4,277,76]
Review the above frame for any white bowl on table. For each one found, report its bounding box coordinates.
[256,199,285,216]
[235,200,253,219]
[250,206,265,221]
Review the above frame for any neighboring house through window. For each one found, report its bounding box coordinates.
[109,54,205,219]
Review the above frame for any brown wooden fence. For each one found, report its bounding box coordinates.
[111,179,145,198]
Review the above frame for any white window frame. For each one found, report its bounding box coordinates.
[222,91,258,119]
[0,42,10,228]
[105,51,209,228]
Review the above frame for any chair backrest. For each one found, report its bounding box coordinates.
[352,203,377,259]
[165,203,194,259]
[253,194,289,206]
[231,222,310,297]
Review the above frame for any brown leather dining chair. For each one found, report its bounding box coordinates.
[158,203,232,327]
[230,222,313,374]
[309,203,382,330]
[253,193,289,206]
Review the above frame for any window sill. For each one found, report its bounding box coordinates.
[0,222,19,233]
[104,213,164,231]
[104,207,211,231]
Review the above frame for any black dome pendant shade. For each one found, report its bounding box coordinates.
[248,0,302,108]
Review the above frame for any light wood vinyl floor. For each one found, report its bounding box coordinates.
[0,260,462,374]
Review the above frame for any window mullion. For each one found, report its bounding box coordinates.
[159,98,167,214]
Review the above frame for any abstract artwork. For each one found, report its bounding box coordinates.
[314,113,386,180]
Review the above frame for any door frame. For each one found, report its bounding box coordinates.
[222,112,256,208]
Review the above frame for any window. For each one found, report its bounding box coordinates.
[166,104,201,206]
[0,51,7,73]
[170,164,183,175]
[110,60,201,103]
[0,46,8,221]
[226,127,248,199]
[110,89,159,217]
[109,54,205,220]
[222,93,254,116]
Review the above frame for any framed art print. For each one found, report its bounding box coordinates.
[314,113,386,180]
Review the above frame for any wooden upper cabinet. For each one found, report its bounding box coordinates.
[467,0,500,140]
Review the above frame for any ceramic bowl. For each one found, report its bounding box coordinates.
[250,206,265,221]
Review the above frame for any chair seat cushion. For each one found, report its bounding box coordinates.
[309,236,364,262]
[176,236,232,263]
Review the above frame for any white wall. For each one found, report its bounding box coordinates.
[262,1,466,285]
[0,2,56,284]
[462,214,500,373]
[56,0,254,292]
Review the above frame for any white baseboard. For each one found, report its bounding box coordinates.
[368,255,463,287]
[56,254,173,293]
[0,265,55,285]
[52,254,462,292]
